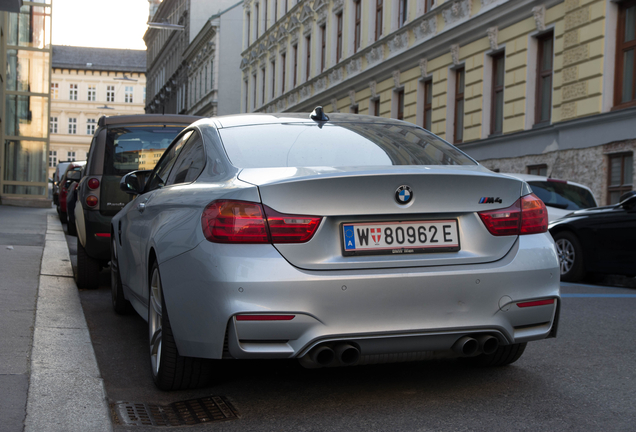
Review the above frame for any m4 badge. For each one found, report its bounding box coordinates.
[479,197,503,204]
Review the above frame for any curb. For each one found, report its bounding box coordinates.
[24,211,113,432]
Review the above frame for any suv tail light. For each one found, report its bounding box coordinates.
[478,193,547,236]
[86,195,98,207]
[201,200,322,244]
[88,178,100,189]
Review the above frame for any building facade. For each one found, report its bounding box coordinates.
[49,46,146,178]
[0,1,52,207]
[240,0,635,206]
[145,0,243,116]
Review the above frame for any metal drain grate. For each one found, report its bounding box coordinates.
[112,396,239,427]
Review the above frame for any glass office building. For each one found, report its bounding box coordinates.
[1,1,51,204]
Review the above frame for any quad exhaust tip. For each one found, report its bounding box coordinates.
[301,343,361,368]
[452,334,500,356]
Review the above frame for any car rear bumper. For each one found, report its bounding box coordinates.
[83,210,113,261]
[158,233,560,360]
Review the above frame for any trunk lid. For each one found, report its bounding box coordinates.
[239,166,524,270]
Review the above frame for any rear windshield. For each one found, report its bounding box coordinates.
[103,125,185,175]
[529,181,597,210]
[100,124,185,215]
[215,122,476,168]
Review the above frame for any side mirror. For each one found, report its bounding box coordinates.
[120,171,147,195]
[67,170,81,181]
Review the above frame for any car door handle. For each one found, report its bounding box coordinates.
[138,202,146,213]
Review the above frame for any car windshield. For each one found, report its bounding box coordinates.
[215,122,476,168]
[529,181,597,210]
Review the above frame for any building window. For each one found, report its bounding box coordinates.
[261,67,266,105]
[527,164,548,176]
[87,85,96,101]
[210,60,214,88]
[68,118,77,135]
[86,118,96,135]
[246,11,251,45]
[354,0,361,53]
[51,82,59,99]
[305,35,311,81]
[608,153,634,204]
[281,53,286,93]
[395,89,405,120]
[350,105,359,114]
[49,151,57,167]
[107,85,115,102]
[244,79,249,112]
[535,31,553,125]
[336,12,343,63]
[398,0,408,27]
[375,0,383,41]
[454,67,465,144]
[320,24,326,71]
[491,52,505,135]
[68,151,76,162]
[293,44,298,87]
[252,74,257,109]
[271,60,276,99]
[371,97,380,116]
[50,117,58,134]
[422,80,432,130]
[615,1,636,108]
[69,84,78,100]
[255,3,260,37]
[425,0,435,13]
[124,86,133,103]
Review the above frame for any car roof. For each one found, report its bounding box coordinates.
[500,172,593,191]
[98,114,203,127]
[205,112,423,129]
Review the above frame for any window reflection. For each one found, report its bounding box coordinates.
[8,6,51,49]
[5,95,48,138]
[6,50,50,93]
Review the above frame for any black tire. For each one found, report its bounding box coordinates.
[111,236,132,314]
[59,210,67,224]
[553,231,585,282]
[77,240,100,290]
[148,261,213,390]
[67,222,77,237]
[464,342,527,367]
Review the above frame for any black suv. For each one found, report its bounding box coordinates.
[75,114,201,289]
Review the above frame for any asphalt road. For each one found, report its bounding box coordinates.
[66,231,636,432]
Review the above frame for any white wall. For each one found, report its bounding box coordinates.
[217,3,244,115]
[190,0,239,44]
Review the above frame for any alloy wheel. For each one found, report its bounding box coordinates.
[149,267,163,377]
[556,238,575,275]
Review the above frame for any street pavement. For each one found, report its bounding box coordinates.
[0,204,111,432]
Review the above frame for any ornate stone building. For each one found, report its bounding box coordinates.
[49,46,146,179]
[240,0,635,205]
[145,0,243,116]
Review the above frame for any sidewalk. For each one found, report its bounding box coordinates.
[0,205,112,431]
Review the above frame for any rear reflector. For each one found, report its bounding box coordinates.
[478,193,547,236]
[235,315,295,321]
[95,233,111,238]
[516,299,555,308]
[201,200,322,244]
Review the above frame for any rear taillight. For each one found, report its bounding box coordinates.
[201,200,322,244]
[478,193,547,236]
[88,178,100,189]
[263,205,322,243]
[86,195,98,207]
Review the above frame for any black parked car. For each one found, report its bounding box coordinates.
[74,114,201,289]
[549,191,636,282]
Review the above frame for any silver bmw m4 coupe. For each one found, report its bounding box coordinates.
[111,108,560,390]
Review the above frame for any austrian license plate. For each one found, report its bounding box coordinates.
[341,220,460,256]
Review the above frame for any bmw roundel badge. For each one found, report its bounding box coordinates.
[395,185,413,204]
